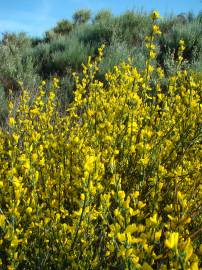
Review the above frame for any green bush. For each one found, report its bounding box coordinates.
[98,41,134,81]
[158,19,202,67]
[75,20,116,47]
[31,42,53,77]
[0,32,39,97]
[0,85,7,125]
[52,36,93,73]
[52,19,73,35]
[56,75,75,111]
[116,11,151,47]
[73,9,92,25]
[93,9,113,23]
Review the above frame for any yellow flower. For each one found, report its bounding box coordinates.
[190,262,198,270]
[7,265,15,270]
[150,213,158,224]
[151,10,161,20]
[138,201,146,209]
[32,153,38,162]
[8,117,15,126]
[184,238,193,261]
[80,193,85,201]
[118,190,125,201]
[140,156,149,165]
[152,25,161,35]
[155,230,162,241]
[117,233,126,242]
[179,39,185,52]
[165,232,179,249]
[11,236,19,248]
[178,55,183,62]
[157,67,164,78]
[13,133,19,143]
[26,207,33,215]
[142,262,153,270]
[0,214,6,227]
[149,50,156,59]
[179,39,185,47]
[133,191,139,198]
[0,181,3,188]
[114,208,121,217]
[30,107,40,114]
[117,245,126,257]
[126,224,137,234]
[132,255,139,264]
[23,160,30,170]
[84,155,96,173]
[39,158,45,166]
[53,77,59,88]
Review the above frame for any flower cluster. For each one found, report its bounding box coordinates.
[0,12,201,269]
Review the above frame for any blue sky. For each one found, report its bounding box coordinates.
[0,0,201,37]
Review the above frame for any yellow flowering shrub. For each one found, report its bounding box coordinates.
[0,12,201,269]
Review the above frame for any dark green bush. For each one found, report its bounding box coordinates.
[52,19,73,35]
[116,11,151,47]
[73,9,92,25]
[158,20,202,68]
[93,9,113,23]
[45,20,74,42]
[0,32,39,97]
[75,20,116,47]
[31,43,52,77]
[56,75,75,111]
[51,37,93,73]
[98,41,132,81]
[0,85,7,125]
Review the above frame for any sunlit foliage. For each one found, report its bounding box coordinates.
[0,12,201,269]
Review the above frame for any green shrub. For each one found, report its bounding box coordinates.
[75,20,116,47]
[56,75,75,111]
[93,9,113,23]
[0,85,7,125]
[51,36,93,73]
[116,11,151,47]
[73,9,92,25]
[0,32,39,97]
[52,19,73,35]
[97,41,131,80]
[158,20,202,67]
[31,43,52,77]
